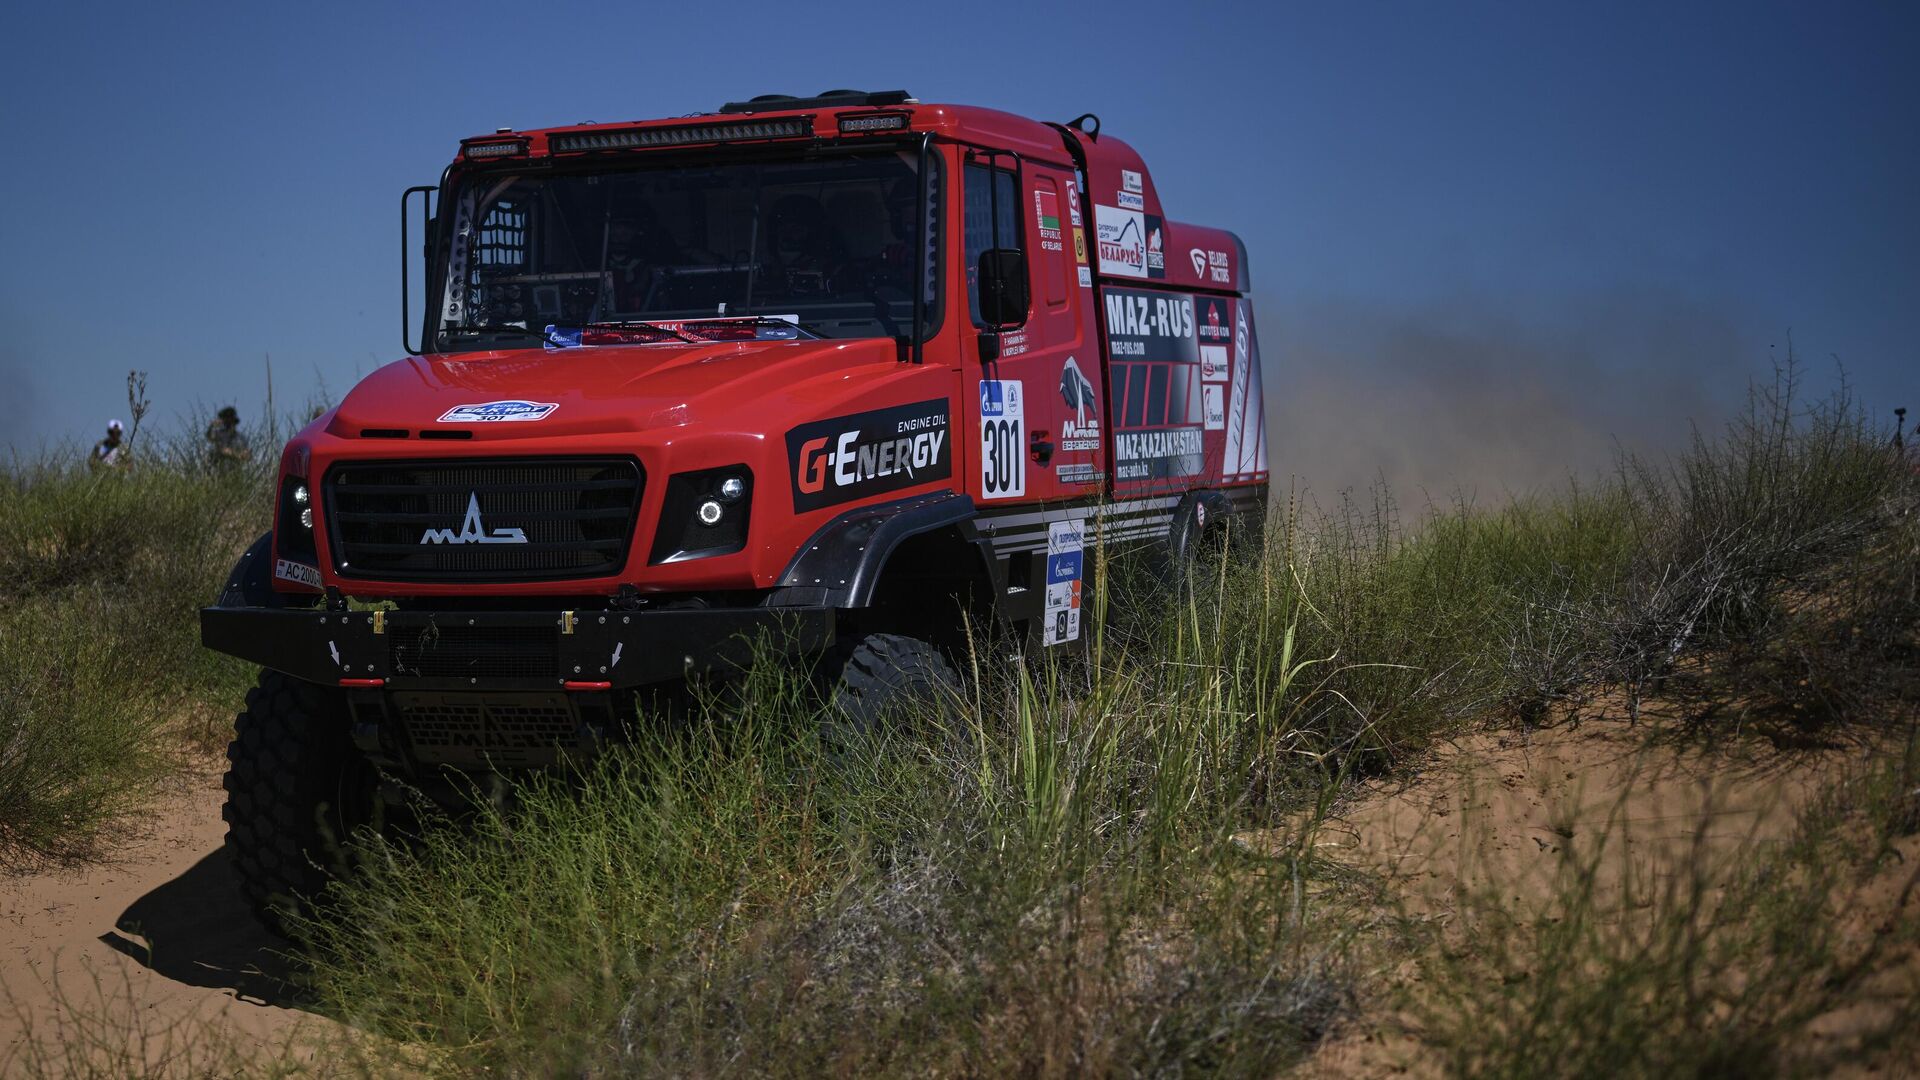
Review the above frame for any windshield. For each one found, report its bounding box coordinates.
[434,149,940,351]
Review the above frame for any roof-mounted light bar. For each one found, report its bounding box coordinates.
[837,112,910,134]
[550,117,812,153]
[461,138,528,160]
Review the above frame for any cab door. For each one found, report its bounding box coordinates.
[961,154,1100,508]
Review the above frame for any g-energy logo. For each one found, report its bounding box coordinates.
[787,399,952,513]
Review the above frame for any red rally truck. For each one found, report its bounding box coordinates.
[201,90,1269,920]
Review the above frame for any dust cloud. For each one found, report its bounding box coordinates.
[1258,291,1757,508]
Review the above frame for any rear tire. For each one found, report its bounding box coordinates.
[222,669,376,936]
[828,632,961,740]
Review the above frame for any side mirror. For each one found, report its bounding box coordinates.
[976,248,1029,330]
[402,185,437,356]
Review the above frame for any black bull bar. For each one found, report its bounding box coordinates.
[200,604,837,691]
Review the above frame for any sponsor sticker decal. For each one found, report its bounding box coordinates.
[1197,298,1233,344]
[1189,247,1232,283]
[1117,190,1144,211]
[1121,169,1143,193]
[1094,205,1147,279]
[1203,384,1226,430]
[437,400,559,423]
[1146,222,1165,277]
[1103,288,1197,360]
[1065,179,1083,226]
[1200,345,1230,382]
[1043,519,1085,646]
[978,380,1026,500]
[787,399,952,513]
[1078,266,1093,288]
[274,558,322,589]
[1058,356,1102,452]
[1034,189,1061,239]
[1114,428,1205,481]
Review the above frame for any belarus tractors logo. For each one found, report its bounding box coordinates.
[1188,247,1232,284]
[420,492,529,545]
[787,399,952,513]
[436,400,559,423]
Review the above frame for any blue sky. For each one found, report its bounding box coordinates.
[3,1,1914,495]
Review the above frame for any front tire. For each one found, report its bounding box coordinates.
[221,670,376,935]
[828,632,961,739]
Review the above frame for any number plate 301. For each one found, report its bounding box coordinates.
[978,379,1026,500]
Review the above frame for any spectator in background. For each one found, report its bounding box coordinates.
[90,419,127,470]
[207,406,251,466]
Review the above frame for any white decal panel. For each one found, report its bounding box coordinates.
[1095,204,1147,279]
[1043,519,1084,646]
[978,380,1026,500]
[437,400,559,423]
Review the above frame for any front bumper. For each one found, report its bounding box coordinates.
[200,603,836,691]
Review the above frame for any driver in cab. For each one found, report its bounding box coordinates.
[767,195,839,297]
[606,203,681,311]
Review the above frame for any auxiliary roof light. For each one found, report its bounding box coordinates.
[462,139,528,159]
[837,112,909,134]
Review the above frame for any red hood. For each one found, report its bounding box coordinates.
[328,338,897,440]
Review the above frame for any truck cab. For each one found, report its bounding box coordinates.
[203,90,1268,926]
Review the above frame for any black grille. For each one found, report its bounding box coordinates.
[325,457,642,581]
[389,624,559,679]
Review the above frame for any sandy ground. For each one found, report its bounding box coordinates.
[1,720,1909,1074]
[1302,714,1920,1077]
[0,767,335,1072]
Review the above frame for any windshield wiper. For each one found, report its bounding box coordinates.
[548,318,824,347]
[570,321,697,344]
[440,324,548,344]
[679,316,824,340]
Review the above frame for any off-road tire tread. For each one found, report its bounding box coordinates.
[221,670,359,933]
[830,633,960,734]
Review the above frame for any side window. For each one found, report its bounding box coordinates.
[964,163,1021,327]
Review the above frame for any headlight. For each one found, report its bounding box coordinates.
[276,475,319,564]
[649,466,752,564]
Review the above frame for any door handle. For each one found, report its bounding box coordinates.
[1029,433,1054,464]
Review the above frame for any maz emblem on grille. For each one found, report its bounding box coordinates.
[420,492,529,545]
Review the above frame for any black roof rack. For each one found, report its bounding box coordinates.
[718,89,915,115]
